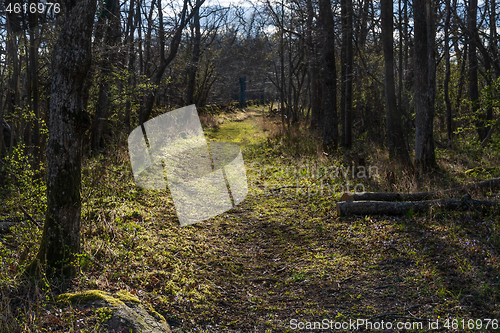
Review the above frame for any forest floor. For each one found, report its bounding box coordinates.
[1,105,500,332]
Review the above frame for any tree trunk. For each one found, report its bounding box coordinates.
[381,0,410,166]
[358,0,369,49]
[481,0,496,145]
[397,0,403,119]
[186,3,201,105]
[287,29,293,125]
[143,0,156,78]
[91,0,120,154]
[482,0,498,145]
[413,0,436,170]
[6,19,20,150]
[280,0,285,127]
[340,0,353,147]
[468,0,483,141]
[444,0,453,149]
[125,0,137,133]
[307,0,320,130]
[396,0,411,135]
[491,0,497,60]
[319,0,338,150]
[454,41,467,115]
[27,0,96,279]
[28,5,40,165]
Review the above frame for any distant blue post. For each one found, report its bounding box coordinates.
[261,78,266,104]
[239,77,246,107]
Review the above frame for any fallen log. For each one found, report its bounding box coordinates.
[340,177,500,202]
[336,194,500,216]
[0,217,23,233]
[0,222,19,233]
[340,191,435,202]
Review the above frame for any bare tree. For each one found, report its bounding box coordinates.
[139,0,205,125]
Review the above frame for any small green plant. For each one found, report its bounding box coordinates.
[405,208,415,219]
[291,270,307,283]
[2,143,46,217]
[95,307,113,330]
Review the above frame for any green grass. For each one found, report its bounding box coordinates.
[1,106,500,332]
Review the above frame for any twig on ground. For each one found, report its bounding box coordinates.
[0,238,15,248]
[369,313,429,322]
[19,206,43,230]
[338,275,355,283]
[269,185,306,192]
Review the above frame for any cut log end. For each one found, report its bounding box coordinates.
[340,193,354,202]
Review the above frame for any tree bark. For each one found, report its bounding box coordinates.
[143,0,156,77]
[397,0,403,120]
[91,0,120,154]
[491,0,497,60]
[28,3,41,165]
[468,0,483,141]
[125,0,137,132]
[27,0,96,278]
[444,0,453,149]
[381,0,410,166]
[337,194,500,216]
[137,0,144,76]
[307,0,320,130]
[186,3,201,105]
[5,17,20,153]
[280,0,285,127]
[480,0,498,146]
[358,0,369,49]
[413,0,436,170]
[340,0,353,148]
[319,0,338,150]
[454,42,467,115]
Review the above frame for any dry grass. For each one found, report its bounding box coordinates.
[199,113,220,129]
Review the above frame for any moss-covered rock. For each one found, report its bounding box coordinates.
[55,289,170,333]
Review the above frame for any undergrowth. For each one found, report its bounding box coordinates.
[1,106,499,332]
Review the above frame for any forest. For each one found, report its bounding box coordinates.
[0,0,499,331]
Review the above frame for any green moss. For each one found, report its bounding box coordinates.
[55,289,139,307]
[115,289,140,304]
[146,303,167,324]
